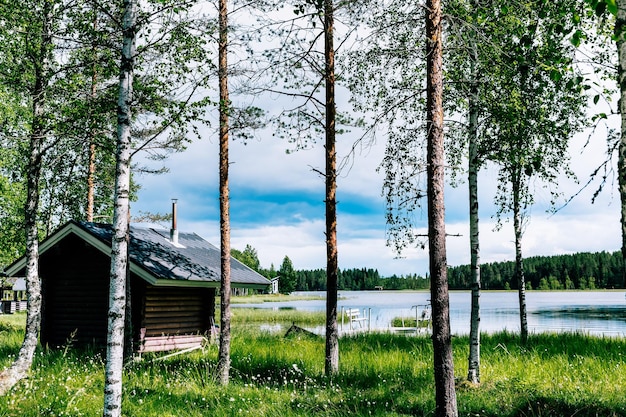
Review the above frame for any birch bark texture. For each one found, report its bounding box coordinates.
[103,0,136,415]
[617,0,626,287]
[462,1,482,381]
[467,76,481,384]
[425,0,458,414]
[0,86,45,396]
[217,0,232,386]
[512,169,528,343]
[0,0,53,395]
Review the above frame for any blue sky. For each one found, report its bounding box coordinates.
[131,114,622,277]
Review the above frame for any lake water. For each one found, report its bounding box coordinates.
[233,290,626,337]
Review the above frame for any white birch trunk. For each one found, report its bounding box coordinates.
[216,0,232,385]
[0,0,51,395]
[0,105,45,396]
[103,0,135,415]
[512,169,528,344]
[466,81,481,384]
[616,0,626,287]
[466,0,481,385]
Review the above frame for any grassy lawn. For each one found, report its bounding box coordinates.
[1,311,626,416]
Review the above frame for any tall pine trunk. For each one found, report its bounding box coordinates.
[87,17,98,223]
[216,0,232,385]
[512,168,528,344]
[426,0,458,414]
[616,0,626,287]
[87,141,97,222]
[0,0,51,395]
[324,0,339,377]
[103,0,135,414]
[466,80,481,384]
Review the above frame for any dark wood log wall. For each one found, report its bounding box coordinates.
[40,234,110,348]
[138,286,215,352]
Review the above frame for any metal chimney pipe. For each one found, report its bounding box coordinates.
[170,199,178,245]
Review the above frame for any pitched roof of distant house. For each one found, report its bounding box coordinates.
[4,220,270,289]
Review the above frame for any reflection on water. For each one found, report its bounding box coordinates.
[534,307,626,321]
[233,290,626,336]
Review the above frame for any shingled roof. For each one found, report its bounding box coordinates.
[5,220,270,289]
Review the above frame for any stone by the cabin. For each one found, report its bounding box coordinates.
[4,221,270,352]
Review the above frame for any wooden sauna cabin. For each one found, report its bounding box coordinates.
[4,220,270,353]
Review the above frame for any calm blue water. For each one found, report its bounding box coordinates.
[233,290,626,336]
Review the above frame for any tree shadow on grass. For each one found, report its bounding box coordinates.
[509,396,625,417]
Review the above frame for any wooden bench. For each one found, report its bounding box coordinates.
[345,308,368,329]
[412,305,432,332]
[139,334,208,353]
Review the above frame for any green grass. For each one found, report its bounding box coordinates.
[0,311,26,329]
[0,312,26,367]
[230,307,326,326]
[390,316,431,328]
[231,293,325,304]
[230,307,369,328]
[2,312,626,416]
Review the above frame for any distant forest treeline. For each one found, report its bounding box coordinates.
[448,250,624,290]
[291,268,429,291]
[288,251,624,291]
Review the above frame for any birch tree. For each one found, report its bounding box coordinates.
[484,1,587,343]
[103,0,216,409]
[466,71,481,384]
[102,0,136,414]
[0,0,59,395]
[444,0,484,384]
[584,0,625,286]
[612,0,626,287]
[0,2,214,397]
[596,0,626,285]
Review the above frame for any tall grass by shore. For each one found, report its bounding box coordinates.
[1,311,626,416]
[229,308,326,326]
[230,293,325,304]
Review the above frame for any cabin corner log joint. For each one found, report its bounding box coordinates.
[4,220,270,352]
